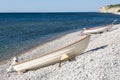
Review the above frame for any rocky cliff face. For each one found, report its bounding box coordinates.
[100,4,120,15]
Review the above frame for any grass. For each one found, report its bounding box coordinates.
[107,4,120,9]
[117,9,120,12]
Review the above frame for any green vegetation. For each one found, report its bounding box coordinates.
[107,4,120,8]
[117,9,120,12]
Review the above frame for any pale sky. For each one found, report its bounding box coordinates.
[0,0,119,12]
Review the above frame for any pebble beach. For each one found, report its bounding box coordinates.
[0,24,120,80]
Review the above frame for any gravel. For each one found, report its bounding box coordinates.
[0,24,120,80]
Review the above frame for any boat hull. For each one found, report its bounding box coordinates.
[83,26,110,34]
[13,35,90,72]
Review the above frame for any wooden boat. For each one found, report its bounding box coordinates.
[83,20,117,34]
[12,35,90,73]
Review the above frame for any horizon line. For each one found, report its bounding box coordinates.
[0,11,99,13]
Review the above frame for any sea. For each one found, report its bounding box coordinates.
[0,12,120,61]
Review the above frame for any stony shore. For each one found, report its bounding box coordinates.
[113,12,120,15]
[0,24,120,80]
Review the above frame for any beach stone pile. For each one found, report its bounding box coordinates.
[0,24,120,80]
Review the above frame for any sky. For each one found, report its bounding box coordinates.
[0,0,119,12]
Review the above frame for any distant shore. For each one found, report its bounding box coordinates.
[99,4,120,15]
[113,12,120,15]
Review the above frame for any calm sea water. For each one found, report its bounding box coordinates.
[0,12,120,61]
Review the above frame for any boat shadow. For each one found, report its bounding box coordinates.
[71,45,108,61]
[82,45,108,55]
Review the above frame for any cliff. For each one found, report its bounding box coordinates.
[100,4,120,15]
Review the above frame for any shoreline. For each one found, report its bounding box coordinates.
[0,29,82,65]
[113,12,120,15]
[0,24,120,80]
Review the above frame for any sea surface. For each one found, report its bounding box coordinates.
[0,12,120,61]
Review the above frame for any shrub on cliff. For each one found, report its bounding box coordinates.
[108,4,120,9]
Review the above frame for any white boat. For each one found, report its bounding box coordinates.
[83,20,117,34]
[12,35,90,73]
[83,24,113,34]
